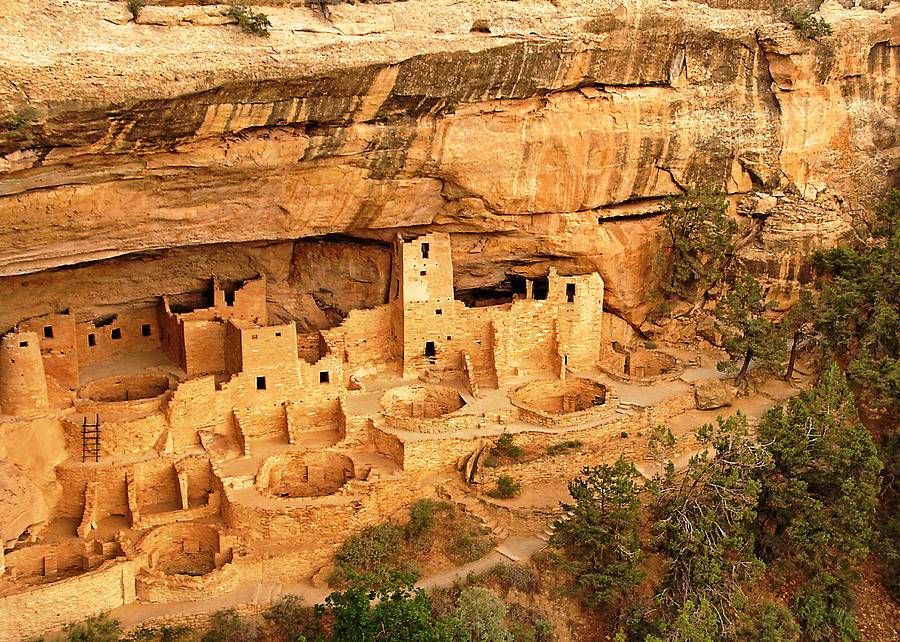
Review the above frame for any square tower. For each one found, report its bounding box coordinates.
[393,233,457,376]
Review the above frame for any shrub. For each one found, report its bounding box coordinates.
[123,624,194,642]
[644,341,658,350]
[494,564,540,594]
[264,594,319,641]
[125,0,145,20]
[488,474,521,499]
[782,6,832,40]
[448,519,494,563]
[446,587,513,642]
[331,522,417,589]
[0,107,37,146]
[405,498,437,539]
[57,614,121,642]
[202,610,260,642]
[506,604,554,642]
[545,440,582,456]
[227,2,272,36]
[495,432,523,459]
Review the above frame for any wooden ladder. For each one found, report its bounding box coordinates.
[82,414,100,463]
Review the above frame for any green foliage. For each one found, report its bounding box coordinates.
[55,614,121,642]
[445,586,513,642]
[446,519,494,564]
[644,341,658,350]
[123,624,195,642]
[794,580,859,641]
[757,366,881,630]
[813,189,900,411]
[405,498,438,539]
[202,610,260,642]
[495,432,523,459]
[322,580,452,642]
[654,183,737,301]
[545,440,582,456]
[875,431,900,599]
[652,413,770,634]
[331,522,418,590]
[714,273,787,380]
[781,6,833,40]
[487,474,521,499]
[264,594,318,642]
[125,0,146,20]
[493,564,540,594]
[227,2,272,36]
[552,457,645,607]
[505,604,553,642]
[0,107,37,147]
[735,601,800,642]
[644,598,719,642]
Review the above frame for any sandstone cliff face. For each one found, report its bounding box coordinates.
[0,0,897,328]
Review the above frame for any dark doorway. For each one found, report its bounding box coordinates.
[566,283,576,303]
[424,341,436,358]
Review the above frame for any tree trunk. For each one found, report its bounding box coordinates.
[737,348,753,382]
[785,330,801,381]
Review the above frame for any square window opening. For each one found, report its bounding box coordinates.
[319,371,330,384]
[18,341,27,348]
[256,376,266,390]
[111,328,121,340]
[43,326,53,339]
[435,309,442,315]
[275,332,281,337]
[88,334,96,347]
[420,270,427,276]
[141,324,151,337]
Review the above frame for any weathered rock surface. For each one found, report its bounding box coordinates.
[0,0,897,327]
[0,461,47,546]
[694,378,734,410]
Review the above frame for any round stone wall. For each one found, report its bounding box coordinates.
[628,349,679,378]
[80,374,170,403]
[379,384,466,418]
[511,378,611,425]
[257,451,355,498]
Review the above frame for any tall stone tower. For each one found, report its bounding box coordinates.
[0,331,50,417]
[392,232,456,376]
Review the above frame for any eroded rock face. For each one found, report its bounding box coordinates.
[0,0,897,327]
[0,461,48,546]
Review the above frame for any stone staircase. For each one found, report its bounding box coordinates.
[615,401,645,417]
[437,483,510,541]
[253,581,284,605]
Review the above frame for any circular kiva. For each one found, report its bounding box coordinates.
[511,377,609,417]
[79,373,170,403]
[627,349,679,378]
[257,451,355,498]
[379,384,465,418]
[139,523,229,577]
[379,384,470,432]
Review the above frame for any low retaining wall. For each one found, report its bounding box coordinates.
[0,559,138,642]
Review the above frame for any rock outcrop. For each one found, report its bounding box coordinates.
[694,378,734,410]
[0,0,897,328]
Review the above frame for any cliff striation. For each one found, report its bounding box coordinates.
[0,0,898,328]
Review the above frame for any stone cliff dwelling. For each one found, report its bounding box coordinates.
[1,230,668,639]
